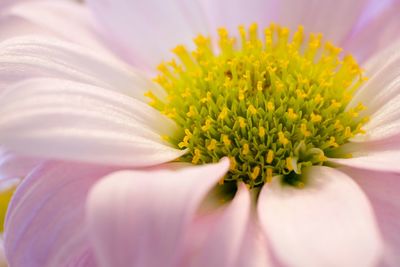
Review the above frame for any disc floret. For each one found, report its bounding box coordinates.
[147,24,367,188]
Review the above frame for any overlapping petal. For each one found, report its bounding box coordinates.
[0,0,108,54]
[4,162,116,267]
[86,159,230,267]
[0,78,184,167]
[188,183,251,267]
[0,150,42,180]
[0,36,165,100]
[344,0,400,62]
[87,0,208,71]
[258,166,383,267]
[340,168,400,267]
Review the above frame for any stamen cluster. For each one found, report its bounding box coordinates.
[147,24,367,188]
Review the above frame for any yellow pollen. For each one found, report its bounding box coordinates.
[148,23,368,188]
[266,150,274,164]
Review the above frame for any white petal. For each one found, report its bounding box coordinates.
[0,36,166,101]
[265,0,369,45]
[0,78,184,167]
[329,150,400,174]
[87,0,208,71]
[348,42,400,118]
[258,166,383,267]
[0,0,109,54]
[189,183,251,267]
[86,159,230,267]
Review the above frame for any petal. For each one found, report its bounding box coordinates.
[340,168,400,267]
[86,159,230,267]
[0,78,184,167]
[189,183,252,267]
[87,0,208,71]
[0,151,42,180]
[265,0,369,45]
[344,1,400,63]
[0,237,6,267]
[329,150,400,174]
[198,0,272,33]
[0,0,109,54]
[258,166,383,267]
[0,36,165,101]
[4,162,116,267]
[348,42,400,119]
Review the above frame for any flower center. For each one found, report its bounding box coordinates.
[147,24,368,188]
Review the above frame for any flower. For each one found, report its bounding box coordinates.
[0,0,400,267]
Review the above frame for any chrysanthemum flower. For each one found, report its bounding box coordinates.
[0,0,400,267]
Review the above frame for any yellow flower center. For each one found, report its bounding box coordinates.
[147,23,368,188]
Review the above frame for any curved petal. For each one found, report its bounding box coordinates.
[86,159,230,267]
[329,150,400,175]
[340,168,400,267]
[0,151,42,180]
[344,0,400,63]
[0,78,184,167]
[4,161,117,267]
[258,166,383,267]
[0,237,6,267]
[188,183,251,267]
[198,0,272,33]
[348,43,400,118]
[264,0,369,45]
[0,36,165,100]
[87,0,208,71]
[0,0,109,54]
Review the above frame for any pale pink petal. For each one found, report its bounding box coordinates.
[258,166,383,267]
[265,0,369,45]
[329,150,400,174]
[235,205,272,267]
[0,0,109,54]
[0,36,165,101]
[348,43,400,117]
[0,151,42,180]
[341,168,400,267]
[0,78,184,167]
[189,183,251,267]
[86,159,230,267]
[198,0,272,33]
[344,1,400,63]
[4,162,117,267]
[87,0,208,71]
[0,237,6,267]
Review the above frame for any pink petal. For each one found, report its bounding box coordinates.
[0,36,165,101]
[0,151,42,180]
[198,0,272,33]
[344,1,400,63]
[188,183,251,267]
[329,151,400,174]
[86,159,230,267]
[0,78,184,167]
[0,1,109,54]
[341,168,400,267]
[258,166,383,267]
[264,0,369,45]
[348,42,400,118]
[87,0,208,71]
[4,162,117,267]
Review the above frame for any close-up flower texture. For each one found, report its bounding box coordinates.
[0,0,400,266]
